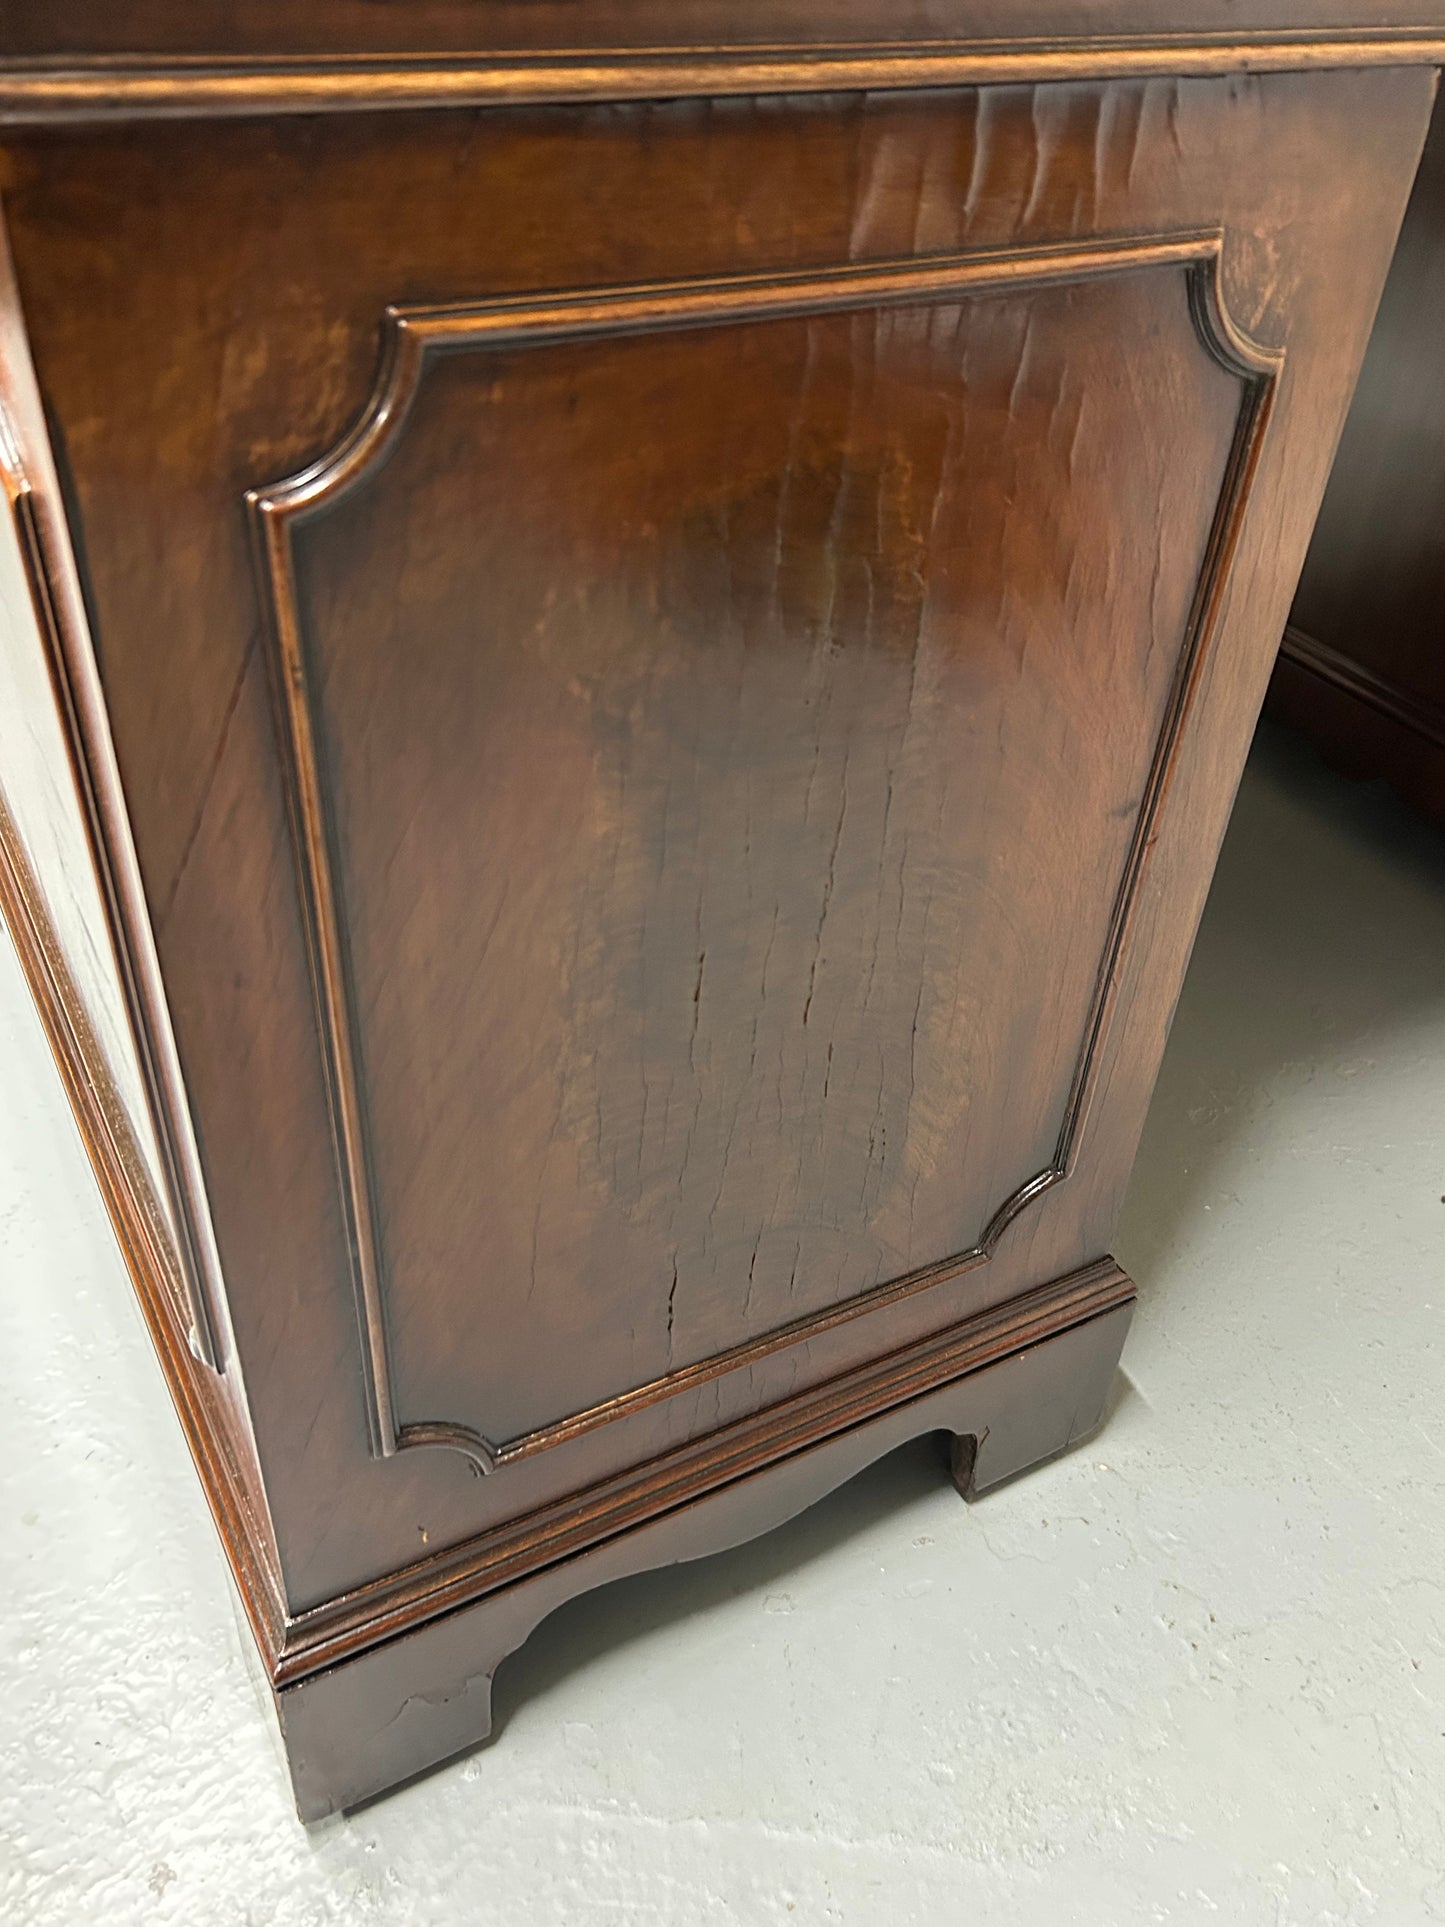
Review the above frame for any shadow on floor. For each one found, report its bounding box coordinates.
[488,1366,1153,1746]
[487,1428,953,1741]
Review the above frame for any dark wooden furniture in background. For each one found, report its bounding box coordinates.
[1270,92,1445,830]
[0,8,1440,1818]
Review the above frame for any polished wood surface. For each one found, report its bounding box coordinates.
[3,74,1420,1605]
[0,244,284,1659]
[0,223,232,1371]
[8,2,1445,129]
[1270,96,1445,829]
[278,1290,1134,1821]
[6,1,1445,64]
[0,12,1437,1817]
[257,238,1255,1472]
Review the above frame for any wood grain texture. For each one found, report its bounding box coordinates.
[1269,95,1445,830]
[249,235,1271,1473]
[0,43,1434,1816]
[6,37,1445,124]
[0,307,283,1650]
[274,1258,1133,1689]
[0,219,232,1370]
[0,67,1425,1618]
[0,786,286,1664]
[0,407,187,1338]
[7,2,1445,80]
[8,2,1445,124]
[277,1288,1134,1821]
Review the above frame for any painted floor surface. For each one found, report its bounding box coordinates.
[2,722,1443,1927]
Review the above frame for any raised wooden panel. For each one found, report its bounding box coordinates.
[3,68,1429,1620]
[250,238,1270,1467]
[1,19,1438,1814]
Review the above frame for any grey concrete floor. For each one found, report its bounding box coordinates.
[2,721,1444,1925]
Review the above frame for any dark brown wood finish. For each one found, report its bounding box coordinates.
[1270,95,1445,830]
[0,11,1438,1818]
[0,305,282,1651]
[278,1290,1134,1821]
[0,227,231,1370]
[251,232,1266,1478]
[7,37,1445,124]
[6,3,1445,73]
[0,782,286,1663]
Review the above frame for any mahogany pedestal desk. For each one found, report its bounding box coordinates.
[0,7,1438,1818]
[1270,86,1445,830]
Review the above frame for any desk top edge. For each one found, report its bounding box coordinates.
[4,19,1445,126]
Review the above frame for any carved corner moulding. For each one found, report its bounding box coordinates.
[0,399,231,1371]
[248,227,1280,1482]
[2,34,1445,122]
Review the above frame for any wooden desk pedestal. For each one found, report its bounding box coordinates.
[0,8,1437,1817]
[1272,91,1445,830]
